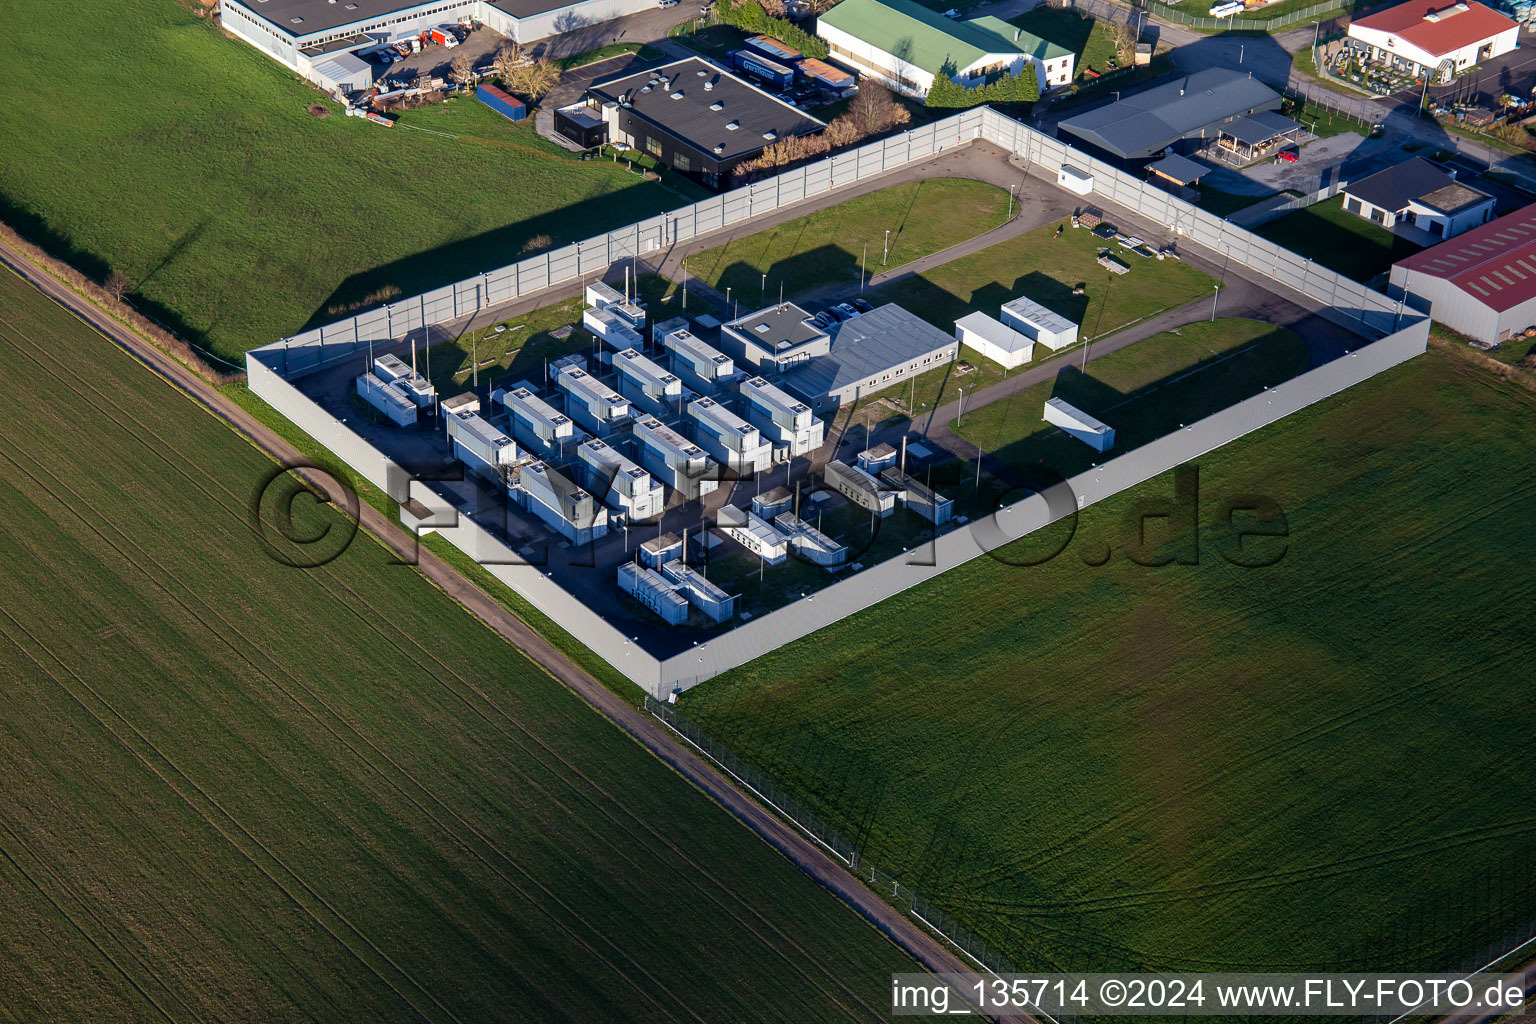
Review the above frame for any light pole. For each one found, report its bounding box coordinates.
[1210,283,1220,322]
[760,272,767,305]
[957,386,967,426]
[861,244,868,293]
[1007,183,1016,223]
[883,229,890,266]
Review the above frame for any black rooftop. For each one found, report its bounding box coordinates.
[1343,157,1458,213]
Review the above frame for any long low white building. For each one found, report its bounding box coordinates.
[1001,296,1078,351]
[1044,397,1115,452]
[954,311,1035,369]
[221,0,661,87]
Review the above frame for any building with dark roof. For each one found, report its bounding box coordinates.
[778,304,958,412]
[1340,157,1494,240]
[578,57,825,188]
[219,0,657,84]
[719,302,831,373]
[1347,0,1518,83]
[1389,202,1536,343]
[1056,68,1281,163]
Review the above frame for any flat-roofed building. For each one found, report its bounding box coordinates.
[779,304,959,412]
[445,411,518,480]
[1044,397,1115,451]
[557,366,631,435]
[659,560,736,622]
[612,348,685,418]
[720,303,830,374]
[638,531,684,569]
[441,391,481,417]
[662,326,737,394]
[586,280,624,309]
[856,443,898,475]
[512,461,610,544]
[502,385,578,459]
[716,506,788,564]
[687,397,772,476]
[738,376,825,458]
[751,485,794,520]
[355,373,418,427]
[632,416,720,500]
[772,512,847,567]
[584,307,645,351]
[1001,297,1078,352]
[618,562,690,625]
[1339,157,1494,242]
[824,459,896,517]
[955,310,1037,368]
[879,467,954,524]
[576,438,664,521]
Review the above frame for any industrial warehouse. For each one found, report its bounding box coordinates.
[220,0,656,85]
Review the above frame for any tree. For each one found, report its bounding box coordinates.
[713,0,828,59]
[508,59,560,102]
[104,271,130,301]
[824,115,863,148]
[924,68,1038,110]
[847,80,909,135]
[492,42,526,84]
[449,53,476,90]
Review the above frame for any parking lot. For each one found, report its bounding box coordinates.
[365,25,509,90]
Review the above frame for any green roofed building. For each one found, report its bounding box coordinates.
[816,0,1074,98]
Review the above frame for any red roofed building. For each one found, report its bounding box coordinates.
[1347,0,1517,83]
[1389,202,1536,343]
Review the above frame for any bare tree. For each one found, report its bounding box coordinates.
[846,81,908,136]
[508,59,561,102]
[104,271,130,301]
[449,53,476,90]
[493,42,526,84]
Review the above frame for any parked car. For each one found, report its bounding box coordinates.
[810,311,838,328]
[851,298,874,313]
[659,0,680,8]
[834,302,860,320]
[1276,148,1298,163]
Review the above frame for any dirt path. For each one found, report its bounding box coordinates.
[0,237,1033,1024]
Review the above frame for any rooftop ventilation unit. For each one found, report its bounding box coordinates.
[672,90,685,99]
[704,81,714,90]
[726,120,740,130]
[710,101,723,110]
[762,130,777,140]
[713,144,725,153]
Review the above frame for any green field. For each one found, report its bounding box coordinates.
[1257,197,1421,282]
[682,347,1536,976]
[687,179,1013,304]
[0,268,920,1021]
[955,318,1309,472]
[873,219,1217,336]
[0,0,686,364]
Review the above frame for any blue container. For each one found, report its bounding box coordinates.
[476,83,527,122]
[731,51,794,89]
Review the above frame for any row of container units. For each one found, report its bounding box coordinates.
[954,311,1036,370]
[611,348,687,419]
[632,416,720,501]
[618,562,690,625]
[355,373,418,427]
[660,324,738,395]
[737,36,858,98]
[576,437,665,522]
[556,365,632,435]
[716,505,789,564]
[878,467,954,525]
[512,461,610,545]
[445,409,518,481]
[738,376,826,459]
[687,397,773,477]
[824,459,897,517]
[500,384,584,460]
[373,353,436,408]
[583,307,645,351]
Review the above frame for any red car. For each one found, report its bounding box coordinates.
[1277,149,1299,163]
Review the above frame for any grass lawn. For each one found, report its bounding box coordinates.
[555,42,665,70]
[1196,187,1270,218]
[954,318,1308,471]
[1009,7,1121,81]
[668,23,751,61]
[688,179,1012,303]
[681,346,1536,976]
[0,268,922,1020]
[870,219,1218,338]
[1256,197,1421,282]
[0,0,688,364]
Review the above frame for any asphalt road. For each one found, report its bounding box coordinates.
[0,237,1033,1024]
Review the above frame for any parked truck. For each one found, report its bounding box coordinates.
[730,50,795,89]
[429,27,459,47]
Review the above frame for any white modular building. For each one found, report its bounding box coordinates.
[355,373,418,427]
[557,366,631,435]
[583,307,645,351]
[1044,397,1115,452]
[512,461,610,544]
[1001,297,1078,351]
[576,438,664,521]
[954,311,1036,369]
[715,506,788,565]
[662,326,737,394]
[618,563,690,625]
[638,532,684,569]
[659,560,736,623]
[612,348,684,419]
[373,352,435,408]
[586,280,624,309]
[771,512,847,567]
[632,416,719,501]
[502,385,578,459]
[737,377,825,459]
[878,467,954,525]
[687,398,773,477]
[823,460,896,517]
[445,411,517,480]
[221,0,663,87]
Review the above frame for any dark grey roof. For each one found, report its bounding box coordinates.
[1418,181,1494,215]
[227,0,574,38]
[726,302,827,355]
[1222,110,1302,145]
[779,304,954,399]
[590,57,824,163]
[1343,157,1456,212]
[1057,68,1281,160]
[1147,152,1210,184]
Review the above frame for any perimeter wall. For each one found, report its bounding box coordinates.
[248,106,1428,697]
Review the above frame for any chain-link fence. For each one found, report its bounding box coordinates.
[1141,0,1353,33]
